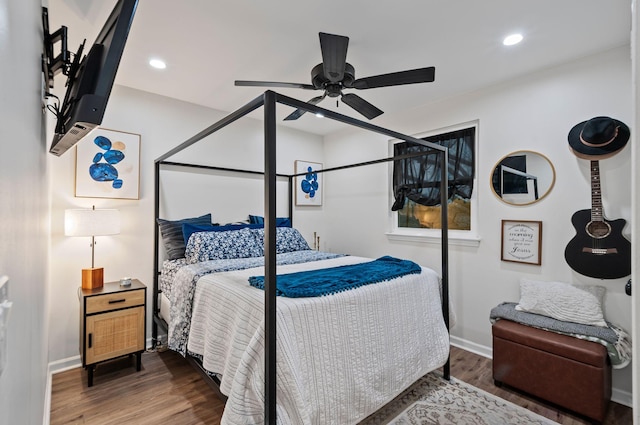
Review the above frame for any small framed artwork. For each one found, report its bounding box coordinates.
[75,128,141,199]
[295,160,322,206]
[501,220,542,265]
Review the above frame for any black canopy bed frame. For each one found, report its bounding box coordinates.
[152,90,450,424]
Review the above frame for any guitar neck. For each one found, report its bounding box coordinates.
[590,160,604,222]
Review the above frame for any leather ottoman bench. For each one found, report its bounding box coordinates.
[492,319,611,423]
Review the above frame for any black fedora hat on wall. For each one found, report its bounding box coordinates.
[568,116,630,159]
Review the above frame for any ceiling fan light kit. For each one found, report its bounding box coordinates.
[235,32,436,121]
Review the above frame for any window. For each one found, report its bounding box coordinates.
[388,121,479,245]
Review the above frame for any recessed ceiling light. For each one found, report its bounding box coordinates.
[149,58,167,69]
[315,112,324,118]
[503,33,523,46]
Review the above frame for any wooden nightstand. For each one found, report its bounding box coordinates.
[79,279,146,387]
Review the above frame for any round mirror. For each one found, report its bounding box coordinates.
[490,150,556,205]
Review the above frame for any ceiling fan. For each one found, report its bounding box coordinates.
[235,32,435,121]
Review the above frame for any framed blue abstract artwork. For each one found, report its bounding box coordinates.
[75,128,141,199]
[295,160,322,206]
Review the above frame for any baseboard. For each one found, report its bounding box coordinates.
[43,355,81,425]
[611,387,633,408]
[43,335,632,419]
[48,354,82,375]
[47,338,155,376]
[450,335,492,358]
[42,364,51,425]
[450,335,632,408]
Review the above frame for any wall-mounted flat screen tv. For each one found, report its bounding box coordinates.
[49,0,138,156]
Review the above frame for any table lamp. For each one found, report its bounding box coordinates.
[65,206,120,289]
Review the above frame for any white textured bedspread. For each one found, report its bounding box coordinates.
[186,256,449,425]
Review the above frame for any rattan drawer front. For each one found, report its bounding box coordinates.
[86,289,145,314]
[85,306,145,365]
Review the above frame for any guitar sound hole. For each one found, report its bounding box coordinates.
[585,221,611,239]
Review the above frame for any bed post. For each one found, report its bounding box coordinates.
[288,176,293,227]
[263,90,278,424]
[440,148,451,380]
[152,160,160,348]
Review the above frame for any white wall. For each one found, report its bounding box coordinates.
[0,0,50,423]
[48,46,634,401]
[42,0,636,411]
[323,46,634,401]
[47,85,325,366]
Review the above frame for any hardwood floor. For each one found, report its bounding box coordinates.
[50,349,224,424]
[50,346,632,424]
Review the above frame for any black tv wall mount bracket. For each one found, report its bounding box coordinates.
[42,7,71,90]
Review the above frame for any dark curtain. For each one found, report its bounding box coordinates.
[392,127,475,211]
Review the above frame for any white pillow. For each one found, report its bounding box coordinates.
[515,279,607,327]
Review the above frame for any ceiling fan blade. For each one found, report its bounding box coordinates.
[235,80,316,90]
[319,32,349,83]
[284,94,326,121]
[352,67,435,89]
[341,93,383,120]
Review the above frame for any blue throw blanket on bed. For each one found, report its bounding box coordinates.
[248,255,422,298]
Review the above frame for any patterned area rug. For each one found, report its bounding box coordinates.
[360,372,558,425]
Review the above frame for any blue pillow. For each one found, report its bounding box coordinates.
[157,213,212,260]
[185,227,264,263]
[182,222,263,245]
[252,227,310,253]
[248,215,292,227]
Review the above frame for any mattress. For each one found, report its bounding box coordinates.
[158,292,170,323]
[179,255,449,425]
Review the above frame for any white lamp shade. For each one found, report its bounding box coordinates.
[65,208,121,237]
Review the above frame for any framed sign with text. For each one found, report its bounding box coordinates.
[501,220,542,265]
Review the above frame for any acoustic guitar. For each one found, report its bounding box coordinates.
[564,159,631,279]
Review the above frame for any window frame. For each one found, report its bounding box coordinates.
[386,120,480,247]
